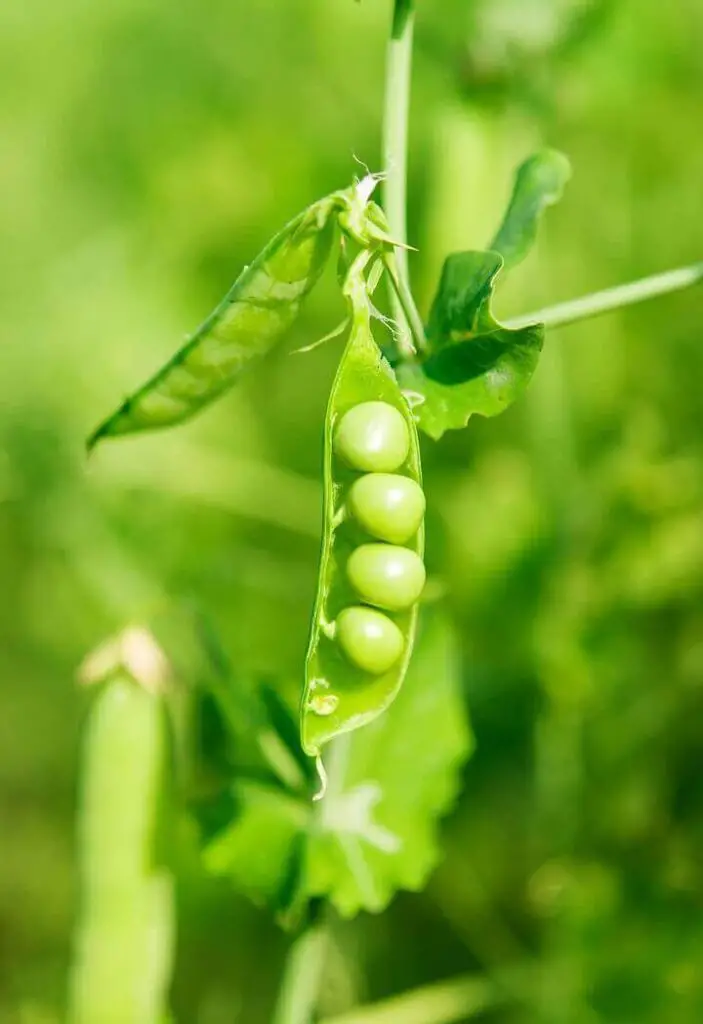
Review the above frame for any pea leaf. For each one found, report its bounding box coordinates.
[301,605,473,917]
[202,780,310,912]
[197,607,471,923]
[489,149,571,269]
[396,252,544,440]
[395,149,570,440]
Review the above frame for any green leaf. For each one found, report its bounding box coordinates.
[424,250,503,350]
[396,150,569,441]
[301,606,473,917]
[198,608,471,923]
[203,780,310,911]
[396,251,544,440]
[489,149,571,270]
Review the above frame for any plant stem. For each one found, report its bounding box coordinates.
[506,261,703,331]
[271,734,352,1023]
[272,923,329,1024]
[382,0,425,357]
[319,974,496,1024]
[383,0,413,279]
[383,251,427,354]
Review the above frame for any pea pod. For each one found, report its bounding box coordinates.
[88,198,338,448]
[301,252,425,757]
[70,628,173,1024]
[88,177,398,449]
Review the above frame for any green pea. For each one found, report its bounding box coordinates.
[348,473,425,544]
[336,606,404,675]
[347,544,426,611]
[334,401,410,472]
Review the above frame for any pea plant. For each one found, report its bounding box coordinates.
[71,2,703,1022]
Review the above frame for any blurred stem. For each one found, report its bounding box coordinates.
[526,339,587,1024]
[273,923,329,1024]
[382,0,424,358]
[319,974,496,1024]
[526,341,581,535]
[506,260,703,330]
[272,735,351,1023]
[258,727,308,793]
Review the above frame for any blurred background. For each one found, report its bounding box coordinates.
[2,0,703,1020]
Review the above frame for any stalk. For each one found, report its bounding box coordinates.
[272,924,330,1024]
[382,0,425,356]
[506,261,703,331]
[319,974,496,1024]
[525,338,588,1023]
[383,251,427,355]
[271,735,351,1023]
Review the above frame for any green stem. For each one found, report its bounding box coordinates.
[271,734,352,1022]
[524,327,589,1024]
[383,0,414,278]
[383,251,427,354]
[506,261,703,331]
[382,0,424,357]
[272,923,329,1024]
[319,974,496,1024]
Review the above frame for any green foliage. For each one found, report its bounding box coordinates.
[203,781,308,911]
[397,251,544,438]
[396,150,569,439]
[489,150,572,269]
[203,606,471,922]
[5,0,703,1020]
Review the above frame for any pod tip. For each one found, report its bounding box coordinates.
[312,755,328,802]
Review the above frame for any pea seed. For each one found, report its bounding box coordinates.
[347,544,426,611]
[336,606,404,675]
[334,401,410,472]
[348,473,425,544]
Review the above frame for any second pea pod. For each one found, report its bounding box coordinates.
[302,259,426,758]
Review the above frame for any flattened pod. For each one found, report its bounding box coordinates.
[301,319,424,757]
[88,198,337,448]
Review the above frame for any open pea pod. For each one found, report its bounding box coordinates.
[302,254,425,757]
